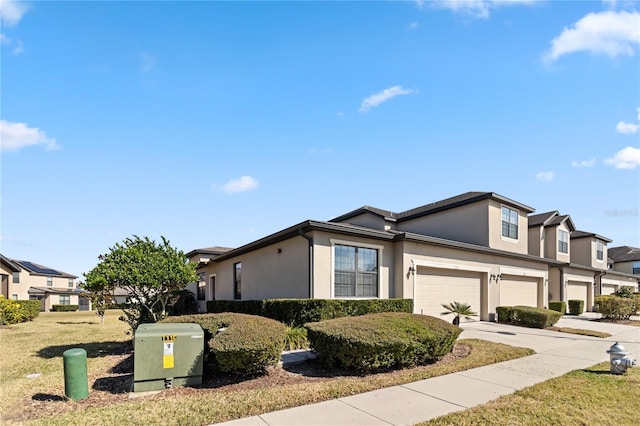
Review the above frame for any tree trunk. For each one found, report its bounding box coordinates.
[453,316,460,326]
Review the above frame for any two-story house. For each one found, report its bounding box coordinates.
[0,254,85,311]
[608,245,640,276]
[192,192,571,322]
[188,191,639,321]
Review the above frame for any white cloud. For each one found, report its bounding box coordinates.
[0,0,28,26]
[543,10,640,63]
[213,176,259,194]
[535,171,555,182]
[616,121,640,134]
[359,86,413,113]
[0,120,59,152]
[571,158,597,168]
[604,146,640,169]
[429,0,534,19]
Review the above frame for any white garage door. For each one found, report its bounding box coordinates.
[500,275,539,307]
[415,268,481,320]
[567,281,589,312]
[601,284,617,296]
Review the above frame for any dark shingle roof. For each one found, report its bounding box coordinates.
[608,245,640,262]
[11,259,77,279]
[330,192,535,224]
[570,230,612,243]
[528,211,558,227]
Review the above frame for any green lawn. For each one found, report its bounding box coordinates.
[1,311,533,425]
[421,362,640,425]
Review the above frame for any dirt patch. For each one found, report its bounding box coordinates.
[8,343,471,423]
[594,318,640,327]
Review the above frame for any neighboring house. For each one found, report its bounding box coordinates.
[0,255,87,311]
[185,246,234,312]
[608,245,640,276]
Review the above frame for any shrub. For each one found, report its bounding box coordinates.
[496,306,561,329]
[594,296,636,320]
[0,297,41,324]
[548,301,566,314]
[163,313,287,375]
[207,298,413,326]
[51,305,79,312]
[284,327,309,351]
[167,289,198,316]
[614,286,635,298]
[305,312,461,371]
[568,300,584,315]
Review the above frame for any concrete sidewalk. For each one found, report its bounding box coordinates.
[215,316,640,426]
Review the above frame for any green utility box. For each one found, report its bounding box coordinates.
[133,323,204,392]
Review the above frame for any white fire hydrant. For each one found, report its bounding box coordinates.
[606,342,637,375]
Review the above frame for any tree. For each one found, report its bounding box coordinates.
[440,301,477,326]
[83,235,198,333]
[79,275,112,325]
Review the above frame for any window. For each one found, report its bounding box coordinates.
[209,275,216,301]
[501,207,518,239]
[47,277,53,287]
[12,272,19,283]
[558,230,569,254]
[334,244,378,297]
[68,279,74,288]
[596,241,604,261]
[197,273,206,301]
[233,262,242,300]
[59,295,70,305]
[11,294,18,300]
[633,261,640,275]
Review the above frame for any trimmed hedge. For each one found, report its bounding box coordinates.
[496,305,561,329]
[568,300,584,315]
[163,313,287,375]
[51,305,79,312]
[548,301,566,314]
[305,312,461,371]
[207,298,413,327]
[0,297,41,324]
[594,296,636,320]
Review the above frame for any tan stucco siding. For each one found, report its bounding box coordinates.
[398,201,489,247]
[488,200,528,254]
[571,238,608,269]
[528,227,542,257]
[200,236,310,300]
[611,261,634,275]
[544,224,571,262]
[548,268,561,302]
[311,232,393,299]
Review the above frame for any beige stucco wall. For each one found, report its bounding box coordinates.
[311,231,394,299]
[0,266,75,301]
[398,201,489,247]
[571,238,608,269]
[487,200,528,254]
[601,275,639,292]
[543,224,571,262]
[199,236,310,301]
[528,226,543,257]
[610,261,635,275]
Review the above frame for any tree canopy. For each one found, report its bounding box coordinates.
[82,235,198,332]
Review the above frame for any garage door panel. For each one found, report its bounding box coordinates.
[567,281,588,314]
[415,268,481,320]
[601,285,616,296]
[500,275,538,307]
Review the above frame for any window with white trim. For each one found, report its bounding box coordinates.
[501,207,518,239]
[59,295,70,305]
[596,241,604,261]
[632,261,640,275]
[334,244,378,297]
[68,278,74,288]
[558,230,569,254]
[197,273,206,301]
[47,277,53,287]
[12,272,19,283]
[233,262,242,300]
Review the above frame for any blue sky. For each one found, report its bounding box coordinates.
[1,0,639,278]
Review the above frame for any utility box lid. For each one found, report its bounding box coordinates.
[133,323,204,392]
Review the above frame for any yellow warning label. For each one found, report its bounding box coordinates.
[163,342,174,369]
[162,334,177,342]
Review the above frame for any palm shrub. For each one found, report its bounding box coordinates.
[284,327,309,350]
[440,301,477,326]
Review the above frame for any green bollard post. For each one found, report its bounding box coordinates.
[63,348,89,401]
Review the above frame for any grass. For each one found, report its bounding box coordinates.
[0,311,533,425]
[546,326,612,338]
[421,362,640,426]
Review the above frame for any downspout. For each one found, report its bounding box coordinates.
[559,267,565,302]
[299,229,314,299]
[595,270,607,297]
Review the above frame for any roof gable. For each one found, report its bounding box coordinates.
[570,230,612,243]
[608,245,640,262]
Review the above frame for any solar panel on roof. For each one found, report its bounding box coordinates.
[17,261,61,276]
